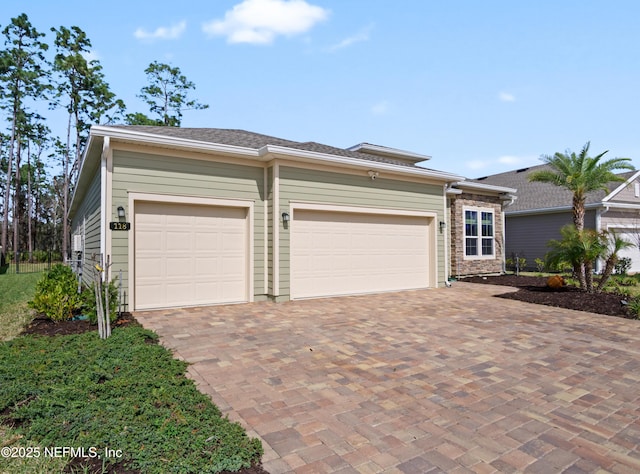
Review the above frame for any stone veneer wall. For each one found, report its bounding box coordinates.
[450,192,505,278]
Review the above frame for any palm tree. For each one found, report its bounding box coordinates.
[596,230,634,292]
[546,225,604,292]
[528,142,634,231]
[530,142,634,289]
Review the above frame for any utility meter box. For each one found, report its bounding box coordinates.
[72,234,83,252]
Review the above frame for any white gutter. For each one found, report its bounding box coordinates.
[260,145,464,182]
[600,201,640,211]
[90,125,259,158]
[454,181,517,194]
[346,142,432,162]
[506,202,604,216]
[89,126,465,183]
[69,133,99,218]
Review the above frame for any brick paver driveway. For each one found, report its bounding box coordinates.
[136,282,640,473]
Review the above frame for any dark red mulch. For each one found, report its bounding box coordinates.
[20,312,140,337]
[460,274,636,319]
[14,314,271,474]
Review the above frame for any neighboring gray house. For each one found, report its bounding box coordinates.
[69,125,514,311]
[476,164,640,272]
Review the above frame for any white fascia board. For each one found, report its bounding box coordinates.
[89,125,465,182]
[260,145,464,182]
[89,125,259,158]
[69,133,101,219]
[602,170,640,202]
[506,202,603,216]
[346,143,432,162]
[603,201,640,210]
[454,180,517,194]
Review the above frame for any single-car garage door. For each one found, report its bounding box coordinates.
[134,202,248,310]
[291,209,431,299]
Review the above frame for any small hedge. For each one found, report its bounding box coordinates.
[28,264,81,321]
[28,264,119,324]
[0,327,263,473]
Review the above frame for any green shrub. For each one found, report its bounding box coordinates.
[28,264,81,321]
[506,256,527,272]
[80,280,119,324]
[614,257,632,275]
[627,297,640,319]
[534,258,545,272]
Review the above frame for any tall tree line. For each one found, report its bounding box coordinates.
[0,13,209,264]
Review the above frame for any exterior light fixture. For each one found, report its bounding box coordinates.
[439,221,446,232]
[367,170,379,180]
[117,206,126,219]
[282,212,290,223]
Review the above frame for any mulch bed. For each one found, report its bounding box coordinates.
[460,274,637,319]
[21,312,140,337]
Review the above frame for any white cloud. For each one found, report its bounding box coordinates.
[497,155,522,165]
[466,154,537,172]
[370,100,389,116]
[202,0,329,45]
[329,23,374,51]
[134,20,186,41]
[82,50,100,62]
[466,159,489,170]
[498,91,516,102]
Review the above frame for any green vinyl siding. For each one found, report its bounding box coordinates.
[110,149,266,301]
[70,169,101,286]
[278,166,446,297]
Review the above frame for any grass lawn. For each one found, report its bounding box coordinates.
[0,272,263,473]
[0,273,42,341]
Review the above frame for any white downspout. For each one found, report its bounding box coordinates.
[596,204,610,273]
[501,194,516,274]
[99,137,110,278]
[443,183,450,286]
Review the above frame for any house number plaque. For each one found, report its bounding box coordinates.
[109,222,131,231]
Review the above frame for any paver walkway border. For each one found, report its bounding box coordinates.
[136,282,640,473]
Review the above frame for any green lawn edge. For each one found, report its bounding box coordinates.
[0,272,263,473]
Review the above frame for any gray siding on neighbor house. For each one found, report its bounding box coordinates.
[505,210,596,269]
[110,148,266,300]
[70,169,102,286]
[278,166,446,298]
[601,210,640,230]
[607,178,640,204]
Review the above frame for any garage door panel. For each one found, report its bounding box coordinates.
[135,202,248,310]
[291,210,431,299]
[612,231,640,273]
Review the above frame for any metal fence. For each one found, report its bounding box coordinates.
[0,251,61,275]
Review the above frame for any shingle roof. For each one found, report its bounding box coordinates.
[107,125,430,169]
[475,164,632,212]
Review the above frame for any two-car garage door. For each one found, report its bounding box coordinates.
[291,209,432,299]
[134,202,248,310]
[133,202,433,308]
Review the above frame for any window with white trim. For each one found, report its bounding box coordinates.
[464,208,494,258]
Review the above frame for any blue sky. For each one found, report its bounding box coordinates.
[5,0,640,178]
